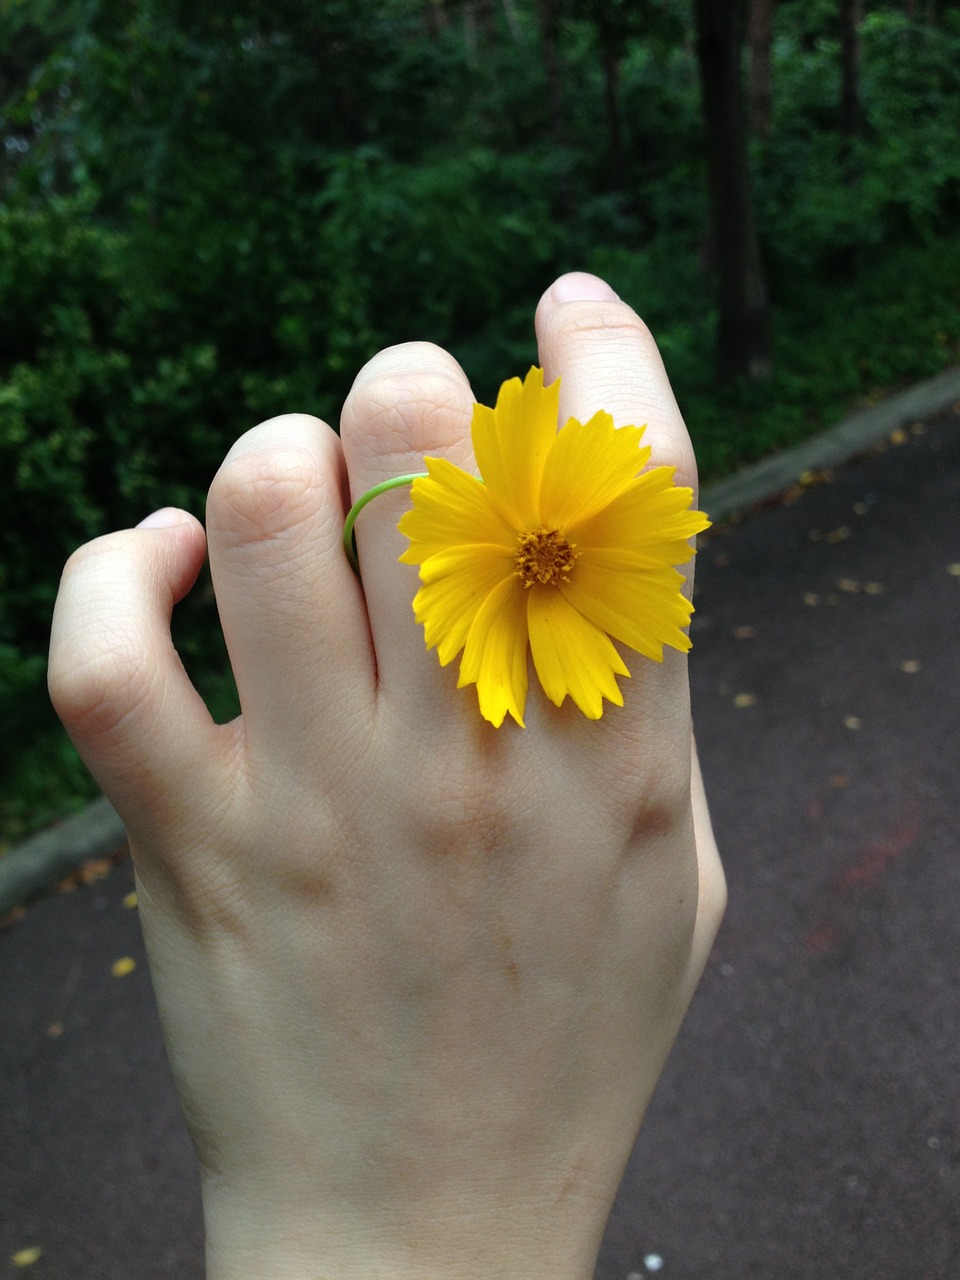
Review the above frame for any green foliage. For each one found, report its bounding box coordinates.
[2,0,959,839]
[757,7,960,270]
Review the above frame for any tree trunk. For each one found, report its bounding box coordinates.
[424,0,449,37]
[593,2,626,183]
[694,0,772,384]
[749,0,775,138]
[500,0,522,40]
[839,0,863,142]
[535,0,565,147]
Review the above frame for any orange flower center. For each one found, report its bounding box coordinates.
[514,526,578,588]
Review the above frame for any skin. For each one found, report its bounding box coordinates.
[48,273,725,1280]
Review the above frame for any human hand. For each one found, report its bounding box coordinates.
[48,273,725,1280]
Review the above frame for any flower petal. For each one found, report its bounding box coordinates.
[457,575,529,728]
[471,367,560,527]
[571,466,710,554]
[526,587,628,719]
[539,411,651,529]
[561,555,695,661]
[412,545,516,667]
[399,457,514,564]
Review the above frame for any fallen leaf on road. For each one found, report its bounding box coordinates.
[11,1248,41,1267]
[837,578,860,593]
[826,525,851,544]
[123,891,138,909]
[734,693,757,708]
[889,428,908,445]
[77,857,113,885]
[803,592,820,606]
[949,564,960,577]
[900,660,921,673]
[844,716,862,730]
[733,625,756,639]
[111,957,136,979]
[864,581,884,595]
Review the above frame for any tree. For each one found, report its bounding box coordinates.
[749,0,776,137]
[693,0,772,383]
[535,0,565,146]
[839,0,864,144]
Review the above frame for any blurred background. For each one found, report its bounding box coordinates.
[2,0,959,846]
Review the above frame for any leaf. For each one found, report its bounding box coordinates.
[111,957,136,978]
[11,1248,42,1267]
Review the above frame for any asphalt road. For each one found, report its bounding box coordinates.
[2,408,958,1279]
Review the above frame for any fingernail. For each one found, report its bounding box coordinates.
[137,507,189,529]
[549,272,620,303]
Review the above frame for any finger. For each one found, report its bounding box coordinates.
[534,273,702,729]
[205,414,374,769]
[338,343,476,717]
[48,511,223,831]
[534,272,698,492]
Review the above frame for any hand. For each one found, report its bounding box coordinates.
[49,273,725,1280]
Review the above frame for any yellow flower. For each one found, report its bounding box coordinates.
[398,367,709,727]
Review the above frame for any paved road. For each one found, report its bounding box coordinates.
[2,409,958,1279]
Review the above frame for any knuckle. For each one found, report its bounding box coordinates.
[208,446,319,546]
[342,362,473,469]
[49,632,153,740]
[546,298,657,354]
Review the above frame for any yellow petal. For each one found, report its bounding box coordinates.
[398,457,513,563]
[412,545,516,666]
[562,555,694,660]
[572,466,709,554]
[538,411,650,529]
[458,575,529,727]
[527,587,628,718]
[471,367,559,527]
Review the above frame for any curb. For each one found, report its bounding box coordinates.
[0,796,126,918]
[698,364,960,523]
[3,363,959,914]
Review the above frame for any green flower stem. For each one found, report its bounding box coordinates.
[342,473,428,575]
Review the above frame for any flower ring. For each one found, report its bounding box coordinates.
[394,367,710,727]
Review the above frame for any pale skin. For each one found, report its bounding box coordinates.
[48,273,726,1280]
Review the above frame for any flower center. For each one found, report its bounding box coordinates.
[514,526,578,588]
